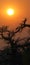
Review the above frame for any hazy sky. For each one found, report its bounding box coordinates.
[0,0,30,28]
[0,0,30,49]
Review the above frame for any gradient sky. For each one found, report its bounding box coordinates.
[0,0,30,29]
[0,0,30,49]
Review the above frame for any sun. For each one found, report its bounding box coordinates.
[7,9,14,16]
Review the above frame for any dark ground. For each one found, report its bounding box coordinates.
[0,45,30,65]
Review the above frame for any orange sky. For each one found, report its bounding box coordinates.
[0,0,30,29]
[0,0,30,49]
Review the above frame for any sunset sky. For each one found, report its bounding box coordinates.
[0,0,30,29]
[0,0,30,49]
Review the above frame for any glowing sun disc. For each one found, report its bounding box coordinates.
[7,9,14,15]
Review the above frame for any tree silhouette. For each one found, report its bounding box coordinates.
[0,18,30,65]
